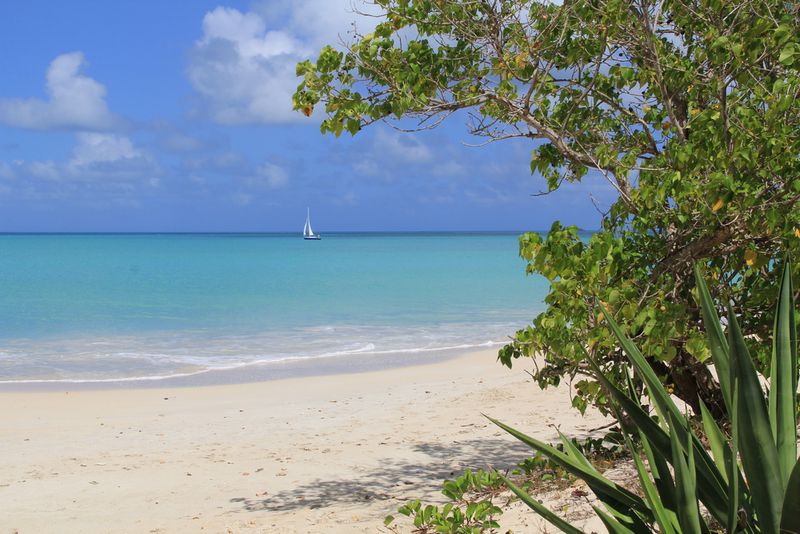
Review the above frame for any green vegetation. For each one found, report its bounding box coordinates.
[294,2,800,530]
[385,469,504,534]
[490,261,798,532]
[294,0,800,416]
[385,439,626,533]
[384,261,797,533]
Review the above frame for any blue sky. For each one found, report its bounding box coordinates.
[0,0,616,232]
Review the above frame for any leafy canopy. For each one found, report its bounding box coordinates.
[294,0,800,414]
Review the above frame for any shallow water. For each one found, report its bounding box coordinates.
[0,233,548,382]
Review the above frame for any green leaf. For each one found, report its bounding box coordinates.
[781,459,800,534]
[694,265,732,412]
[599,312,728,519]
[497,472,583,534]
[345,119,359,135]
[600,307,684,429]
[559,432,598,472]
[626,432,676,534]
[727,381,741,533]
[640,431,678,521]
[768,259,797,487]
[779,44,798,66]
[486,415,649,517]
[587,353,729,524]
[558,432,650,532]
[728,306,783,534]
[669,417,703,534]
[383,515,395,526]
[699,400,730,483]
[593,506,637,534]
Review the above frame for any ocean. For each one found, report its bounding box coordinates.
[0,233,548,384]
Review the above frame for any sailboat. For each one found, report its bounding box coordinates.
[303,208,321,240]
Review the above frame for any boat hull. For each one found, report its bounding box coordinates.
[303,235,321,240]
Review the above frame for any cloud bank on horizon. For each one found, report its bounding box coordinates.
[0,0,616,231]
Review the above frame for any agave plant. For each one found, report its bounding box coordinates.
[489,260,799,533]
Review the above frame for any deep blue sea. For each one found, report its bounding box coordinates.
[0,233,549,383]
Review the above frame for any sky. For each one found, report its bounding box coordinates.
[0,0,617,232]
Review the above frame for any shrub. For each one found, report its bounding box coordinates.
[490,260,799,533]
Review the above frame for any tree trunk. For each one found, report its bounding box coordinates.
[669,351,727,419]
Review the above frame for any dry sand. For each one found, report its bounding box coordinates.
[0,349,610,533]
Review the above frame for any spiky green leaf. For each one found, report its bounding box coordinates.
[593,506,637,534]
[728,306,783,533]
[640,431,678,522]
[694,265,732,412]
[486,415,649,518]
[699,400,730,484]
[601,307,684,426]
[669,418,703,534]
[768,259,797,487]
[588,343,729,523]
[781,459,800,534]
[497,473,584,534]
[626,432,677,534]
[727,381,741,533]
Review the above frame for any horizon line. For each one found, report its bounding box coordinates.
[0,228,598,235]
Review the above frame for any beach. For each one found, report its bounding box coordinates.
[0,349,609,533]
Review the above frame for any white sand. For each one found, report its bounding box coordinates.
[0,349,609,533]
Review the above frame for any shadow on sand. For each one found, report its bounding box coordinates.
[229,437,533,513]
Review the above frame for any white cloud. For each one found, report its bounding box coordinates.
[334,191,358,206]
[465,186,515,205]
[352,129,446,182]
[353,159,380,177]
[376,130,433,163]
[0,162,14,180]
[69,133,140,168]
[160,133,208,153]
[214,151,246,169]
[181,150,249,176]
[0,52,118,130]
[231,192,254,206]
[188,7,311,124]
[2,133,158,189]
[188,2,377,124]
[27,161,60,181]
[253,0,373,47]
[432,160,466,177]
[245,162,289,189]
[63,133,158,183]
[418,193,455,204]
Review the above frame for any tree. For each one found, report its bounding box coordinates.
[293,0,800,416]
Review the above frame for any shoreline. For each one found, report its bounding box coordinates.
[0,348,608,533]
[0,341,504,391]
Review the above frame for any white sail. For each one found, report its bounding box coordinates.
[303,208,318,238]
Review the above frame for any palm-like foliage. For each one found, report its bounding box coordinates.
[490,260,799,533]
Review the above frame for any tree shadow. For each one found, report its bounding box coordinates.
[229,437,534,513]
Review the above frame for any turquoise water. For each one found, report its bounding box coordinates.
[0,233,548,383]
